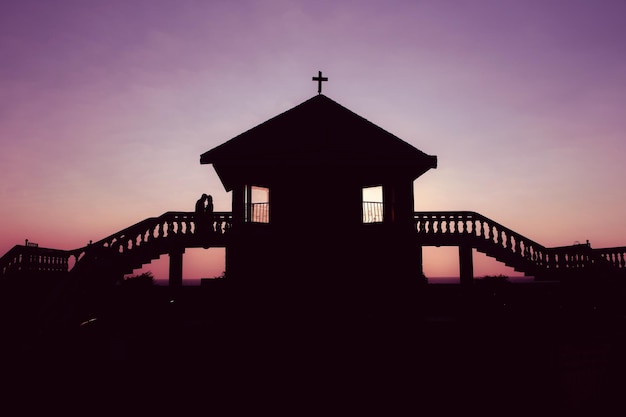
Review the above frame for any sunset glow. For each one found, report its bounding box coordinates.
[2,1,626,281]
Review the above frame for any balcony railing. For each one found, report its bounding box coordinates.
[363,201,384,223]
[250,202,270,223]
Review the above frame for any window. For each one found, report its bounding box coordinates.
[362,186,383,223]
[245,185,270,223]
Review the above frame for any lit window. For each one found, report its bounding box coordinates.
[245,185,270,223]
[362,186,383,223]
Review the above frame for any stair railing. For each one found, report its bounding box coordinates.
[70,211,232,274]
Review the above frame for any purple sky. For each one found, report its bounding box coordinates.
[2,0,626,279]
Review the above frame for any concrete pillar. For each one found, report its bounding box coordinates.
[415,245,424,280]
[459,244,473,286]
[169,248,185,287]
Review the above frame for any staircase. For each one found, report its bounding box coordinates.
[2,210,625,282]
[69,211,232,278]
[414,211,626,279]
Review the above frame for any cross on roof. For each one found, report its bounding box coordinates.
[312,71,328,94]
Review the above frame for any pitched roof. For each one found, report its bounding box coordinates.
[201,94,436,168]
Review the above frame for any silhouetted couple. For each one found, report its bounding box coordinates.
[195,193,214,235]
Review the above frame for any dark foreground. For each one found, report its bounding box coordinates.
[1,277,625,415]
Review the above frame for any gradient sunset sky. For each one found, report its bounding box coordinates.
[2,0,626,280]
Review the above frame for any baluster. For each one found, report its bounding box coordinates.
[210,215,217,234]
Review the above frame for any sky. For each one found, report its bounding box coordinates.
[2,0,626,282]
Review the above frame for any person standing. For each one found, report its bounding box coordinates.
[206,195,215,232]
[195,194,208,234]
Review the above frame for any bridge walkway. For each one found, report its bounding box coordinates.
[2,210,626,283]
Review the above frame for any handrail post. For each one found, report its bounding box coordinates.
[169,248,185,288]
[459,244,474,286]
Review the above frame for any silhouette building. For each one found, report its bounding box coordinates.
[200,94,437,295]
